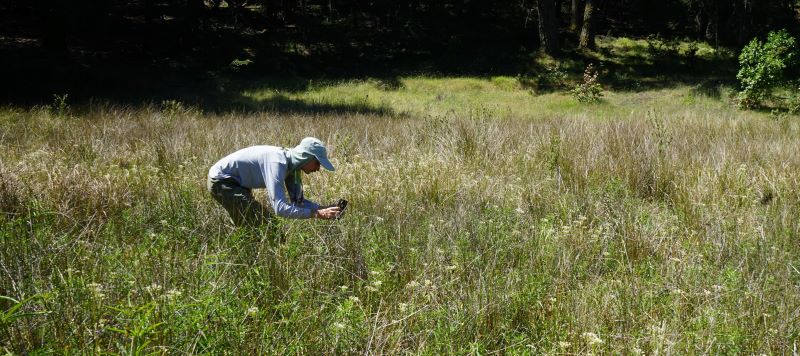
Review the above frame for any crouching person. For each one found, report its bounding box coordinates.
[207,137,341,227]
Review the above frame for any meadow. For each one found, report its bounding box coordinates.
[1,40,800,354]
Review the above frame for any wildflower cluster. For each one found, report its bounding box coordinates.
[86,282,106,300]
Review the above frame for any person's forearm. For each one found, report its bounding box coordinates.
[297,199,320,212]
[272,199,315,219]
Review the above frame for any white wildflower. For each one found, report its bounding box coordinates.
[145,283,163,294]
[164,289,182,301]
[86,282,106,300]
[406,280,420,289]
[582,332,604,346]
[247,306,259,316]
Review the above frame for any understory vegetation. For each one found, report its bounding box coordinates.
[2,39,800,354]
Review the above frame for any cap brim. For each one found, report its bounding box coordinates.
[318,157,335,171]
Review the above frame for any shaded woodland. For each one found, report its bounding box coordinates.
[0,0,797,104]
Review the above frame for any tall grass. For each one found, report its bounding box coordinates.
[1,80,799,353]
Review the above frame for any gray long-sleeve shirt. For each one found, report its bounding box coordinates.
[208,145,320,218]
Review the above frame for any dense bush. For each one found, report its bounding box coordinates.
[736,30,798,109]
[570,64,603,103]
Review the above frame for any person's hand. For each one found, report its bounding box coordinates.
[314,206,341,220]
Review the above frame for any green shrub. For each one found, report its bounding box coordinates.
[684,41,700,61]
[50,93,70,118]
[789,83,800,114]
[229,58,253,72]
[736,30,798,109]
[645,34,681,58]
[539,62,568,90]
[570,64,603,103]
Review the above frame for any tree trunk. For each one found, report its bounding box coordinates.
[570,0,584,32]
[578,0,595,49]
[37,2,69,56]
[691,0,707,37]
[536,0,560,55]
[732,0,752,46]
[705,0,718,46]
[186,0,206,30]
[144,0,158,24]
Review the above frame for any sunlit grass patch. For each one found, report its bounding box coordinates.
[239,75,749,122]
[598,36,721,61]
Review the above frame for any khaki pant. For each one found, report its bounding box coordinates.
[207,176,272,227]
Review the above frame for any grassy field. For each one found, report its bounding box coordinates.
[2,42,800,354]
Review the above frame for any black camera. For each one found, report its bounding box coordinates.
[335,199,348,219]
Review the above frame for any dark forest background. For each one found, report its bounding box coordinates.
[1,0,798,104]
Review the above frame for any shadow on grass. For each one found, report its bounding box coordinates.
[688,79,730,100]
[600,57,738,93]
[0,29,740,115]
[0,56,400,116]
[217,93,396,116]
[515,42,738,97]
[0,38,518,116]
